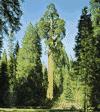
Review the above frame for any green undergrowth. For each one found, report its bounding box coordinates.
[0,108,82,112]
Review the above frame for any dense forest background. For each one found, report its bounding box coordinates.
[0,0,100,112]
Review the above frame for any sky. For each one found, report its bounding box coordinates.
[15,0,90,64]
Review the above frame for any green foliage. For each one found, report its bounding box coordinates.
[0,2,99,110]
[0,50,9,107]
[90,0,100,109]
[60,49,74,101]
[0,0,22,56]
[0,0,22,35]
[16,23,43,106]
[7,33,16,107]
[14,41,20,74]
[14,41,20,58]
[52,47,78,109]
[42,65,48,99]
[38,3,66,100]
[74,6,96,110]
[38,3,66,50]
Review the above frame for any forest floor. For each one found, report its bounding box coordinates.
[0,108,81,112]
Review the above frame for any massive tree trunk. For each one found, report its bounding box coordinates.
[47,50,54,100]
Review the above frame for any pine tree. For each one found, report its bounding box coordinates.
[90,0,100,109]
[0,50,9,107]
[74,7,95,111]
[38,3,66,99]
[63,53,74,102]
[16,23,43,106]
[7,33,16,107]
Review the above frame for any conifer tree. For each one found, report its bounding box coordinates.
[38,3,66,99]
[90,0,100,109]
[61,48,75,100]
[16,23,43,106]
[74,7,94,111]
[0,50,9,107]
[7,32,16,107]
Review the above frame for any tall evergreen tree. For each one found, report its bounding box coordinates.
[54,47,75,108]
[7,33,16,107]
[16,23,43,106]
[90,0,100,109]
[0,50,9,107]
[38,3,66,99]
[74,7,95,111]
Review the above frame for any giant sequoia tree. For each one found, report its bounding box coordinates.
[90,0,100,109]
[38,3,66,100]
[74,7,95,111]
[16,23,43,106]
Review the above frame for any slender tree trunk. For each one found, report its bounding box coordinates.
[47,50,54,100]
